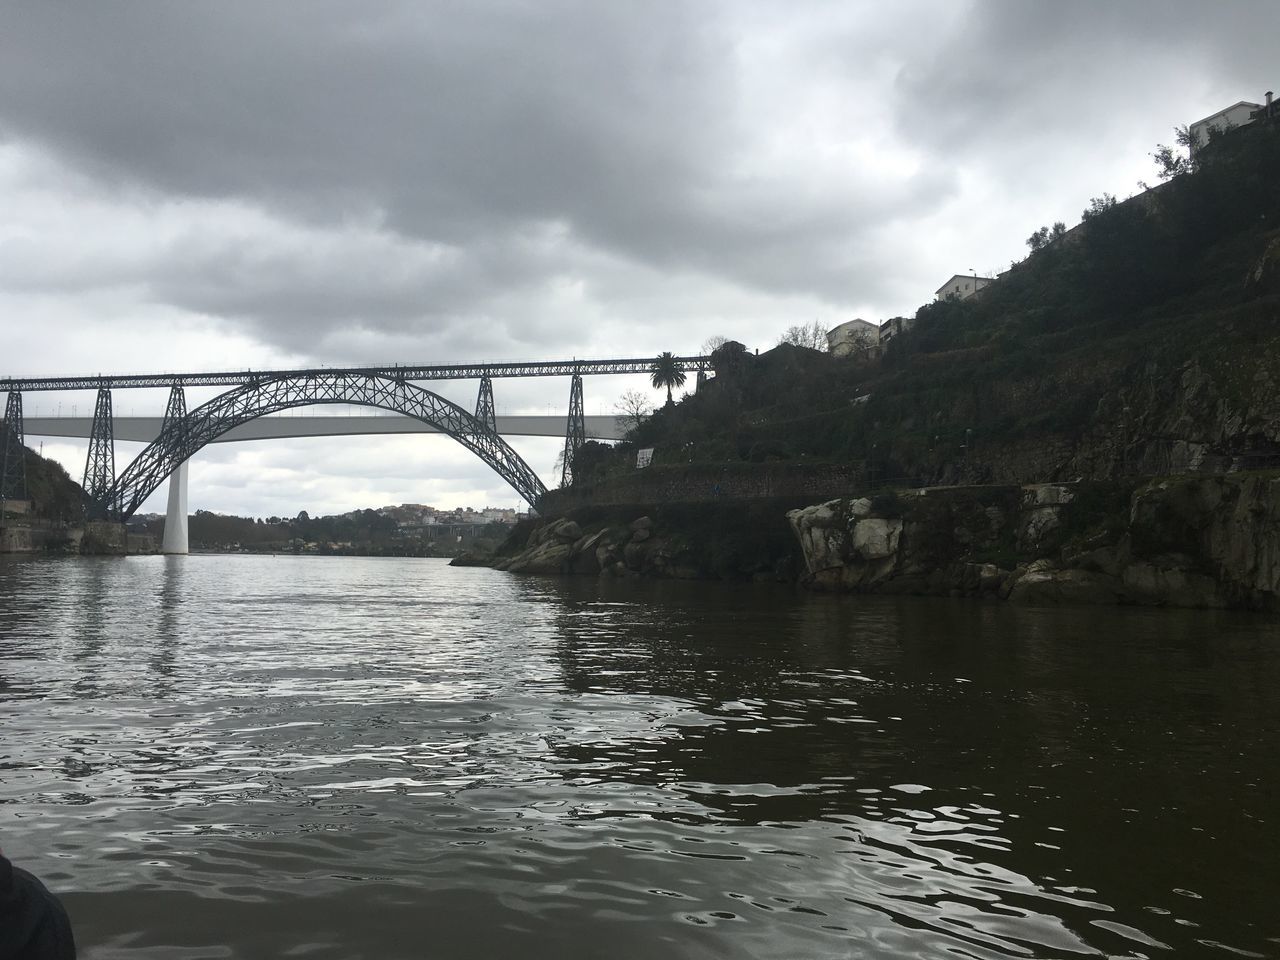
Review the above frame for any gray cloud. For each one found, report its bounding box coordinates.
[7,1,1279,514]
[894,1,1278,154]
[0,0,959,346]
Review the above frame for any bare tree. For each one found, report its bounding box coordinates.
[701,334,728,356]
[777,320,828,351]
[613,389,652,436]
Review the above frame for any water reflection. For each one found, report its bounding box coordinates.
[537,577,1280,957]
[149,556,186,694]
[68,559,113,699]
[0,556,1276,959]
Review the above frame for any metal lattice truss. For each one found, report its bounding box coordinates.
[161,382,188,450]
[2,391,27,502]
[83,386,115,504]
[3,356,710,393]
[162,384,188,436]
[98,372,549,519]
[474,375,497,433]
[560,373,585,487]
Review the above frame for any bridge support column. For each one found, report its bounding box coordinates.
[161,460,189,554]
[159,384,190,553]
[83,386,116,517]
[2,391,27,505]
[475,375,497,433]
[561,373,585,487]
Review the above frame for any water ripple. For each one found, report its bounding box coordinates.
[1,555,1277,959]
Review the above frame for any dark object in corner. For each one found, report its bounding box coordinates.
[0,853,76,959]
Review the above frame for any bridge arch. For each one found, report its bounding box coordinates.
[102,372,547,518]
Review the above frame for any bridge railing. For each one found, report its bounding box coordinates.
[2,356,710,392]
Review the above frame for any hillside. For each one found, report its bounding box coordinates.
[7,445,86,522]
[566,120,1280,496]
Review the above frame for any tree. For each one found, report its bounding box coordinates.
[613,389,652,435]
[1027,221,1067,253]
[567,440,612,486]
[1152,144,1190,180]
[1153,123,1213,180]
[709,339,749,378]
[777,320,828,350]
[649,351,687,405]
[1081,193,1117,221]
[701,334,728,355]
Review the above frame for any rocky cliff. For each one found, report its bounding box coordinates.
[787,474,1280,610]
[471,501,803,582]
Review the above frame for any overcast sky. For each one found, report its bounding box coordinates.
[3,1,1276,518]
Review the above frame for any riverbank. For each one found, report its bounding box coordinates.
[0,519,153,555]
[470,472,1280,610]
[469,498,809,581]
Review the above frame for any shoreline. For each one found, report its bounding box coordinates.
[468,472,1280,612]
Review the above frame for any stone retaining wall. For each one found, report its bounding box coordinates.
[542,461,866,513]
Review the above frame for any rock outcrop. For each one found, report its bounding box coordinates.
[492,513,709,579]
[478,501,802,582]
[787,475,1280,610]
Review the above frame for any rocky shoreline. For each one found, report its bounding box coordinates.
[0,519,146,555]
[788,476,1280,609]
[468,473,1280,611]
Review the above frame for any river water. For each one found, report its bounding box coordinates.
[0,555,1276,959]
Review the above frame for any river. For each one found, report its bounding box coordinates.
[0,555,1276,959]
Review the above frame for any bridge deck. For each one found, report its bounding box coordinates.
[3,357,708,392]
[24,414,627,443]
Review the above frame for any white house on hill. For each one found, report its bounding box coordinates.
[1188,90,1277,153]
[935,274,992,302]
[826,318,879,357]
[1189,99,1264,152]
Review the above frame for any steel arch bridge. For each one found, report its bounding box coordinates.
[100,371,547,519]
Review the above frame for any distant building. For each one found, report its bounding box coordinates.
[877,316,914,345]
[826,318,880,358]
[1188,92,1272,152]
[1250,90,1278,124]
[934,274,993,302]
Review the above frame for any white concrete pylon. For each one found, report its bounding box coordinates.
[161,460,189,554]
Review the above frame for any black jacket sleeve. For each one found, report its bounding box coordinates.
[0,855,76,960]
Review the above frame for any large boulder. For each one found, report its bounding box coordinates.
[1122,562,1222,608]
[550,519,582,542]
[786,500,849,573]
[1017,483,1075,553]
[506,540,573,574]
[1008,567,1123,605]
[851,518,902,560]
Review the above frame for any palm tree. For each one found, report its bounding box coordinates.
[650,352,687,406]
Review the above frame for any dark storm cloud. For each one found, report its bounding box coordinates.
[0,0,945,338]
[3,1,1277,369]
[894,0,1279,152]
[11,1,1279,516]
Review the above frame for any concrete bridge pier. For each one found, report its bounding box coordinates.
[161,461,189,555]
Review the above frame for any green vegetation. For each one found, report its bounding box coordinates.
[128,508,513,556]
[649,351,687,405]
[5,446,86,522]
[570,120,1280,495]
